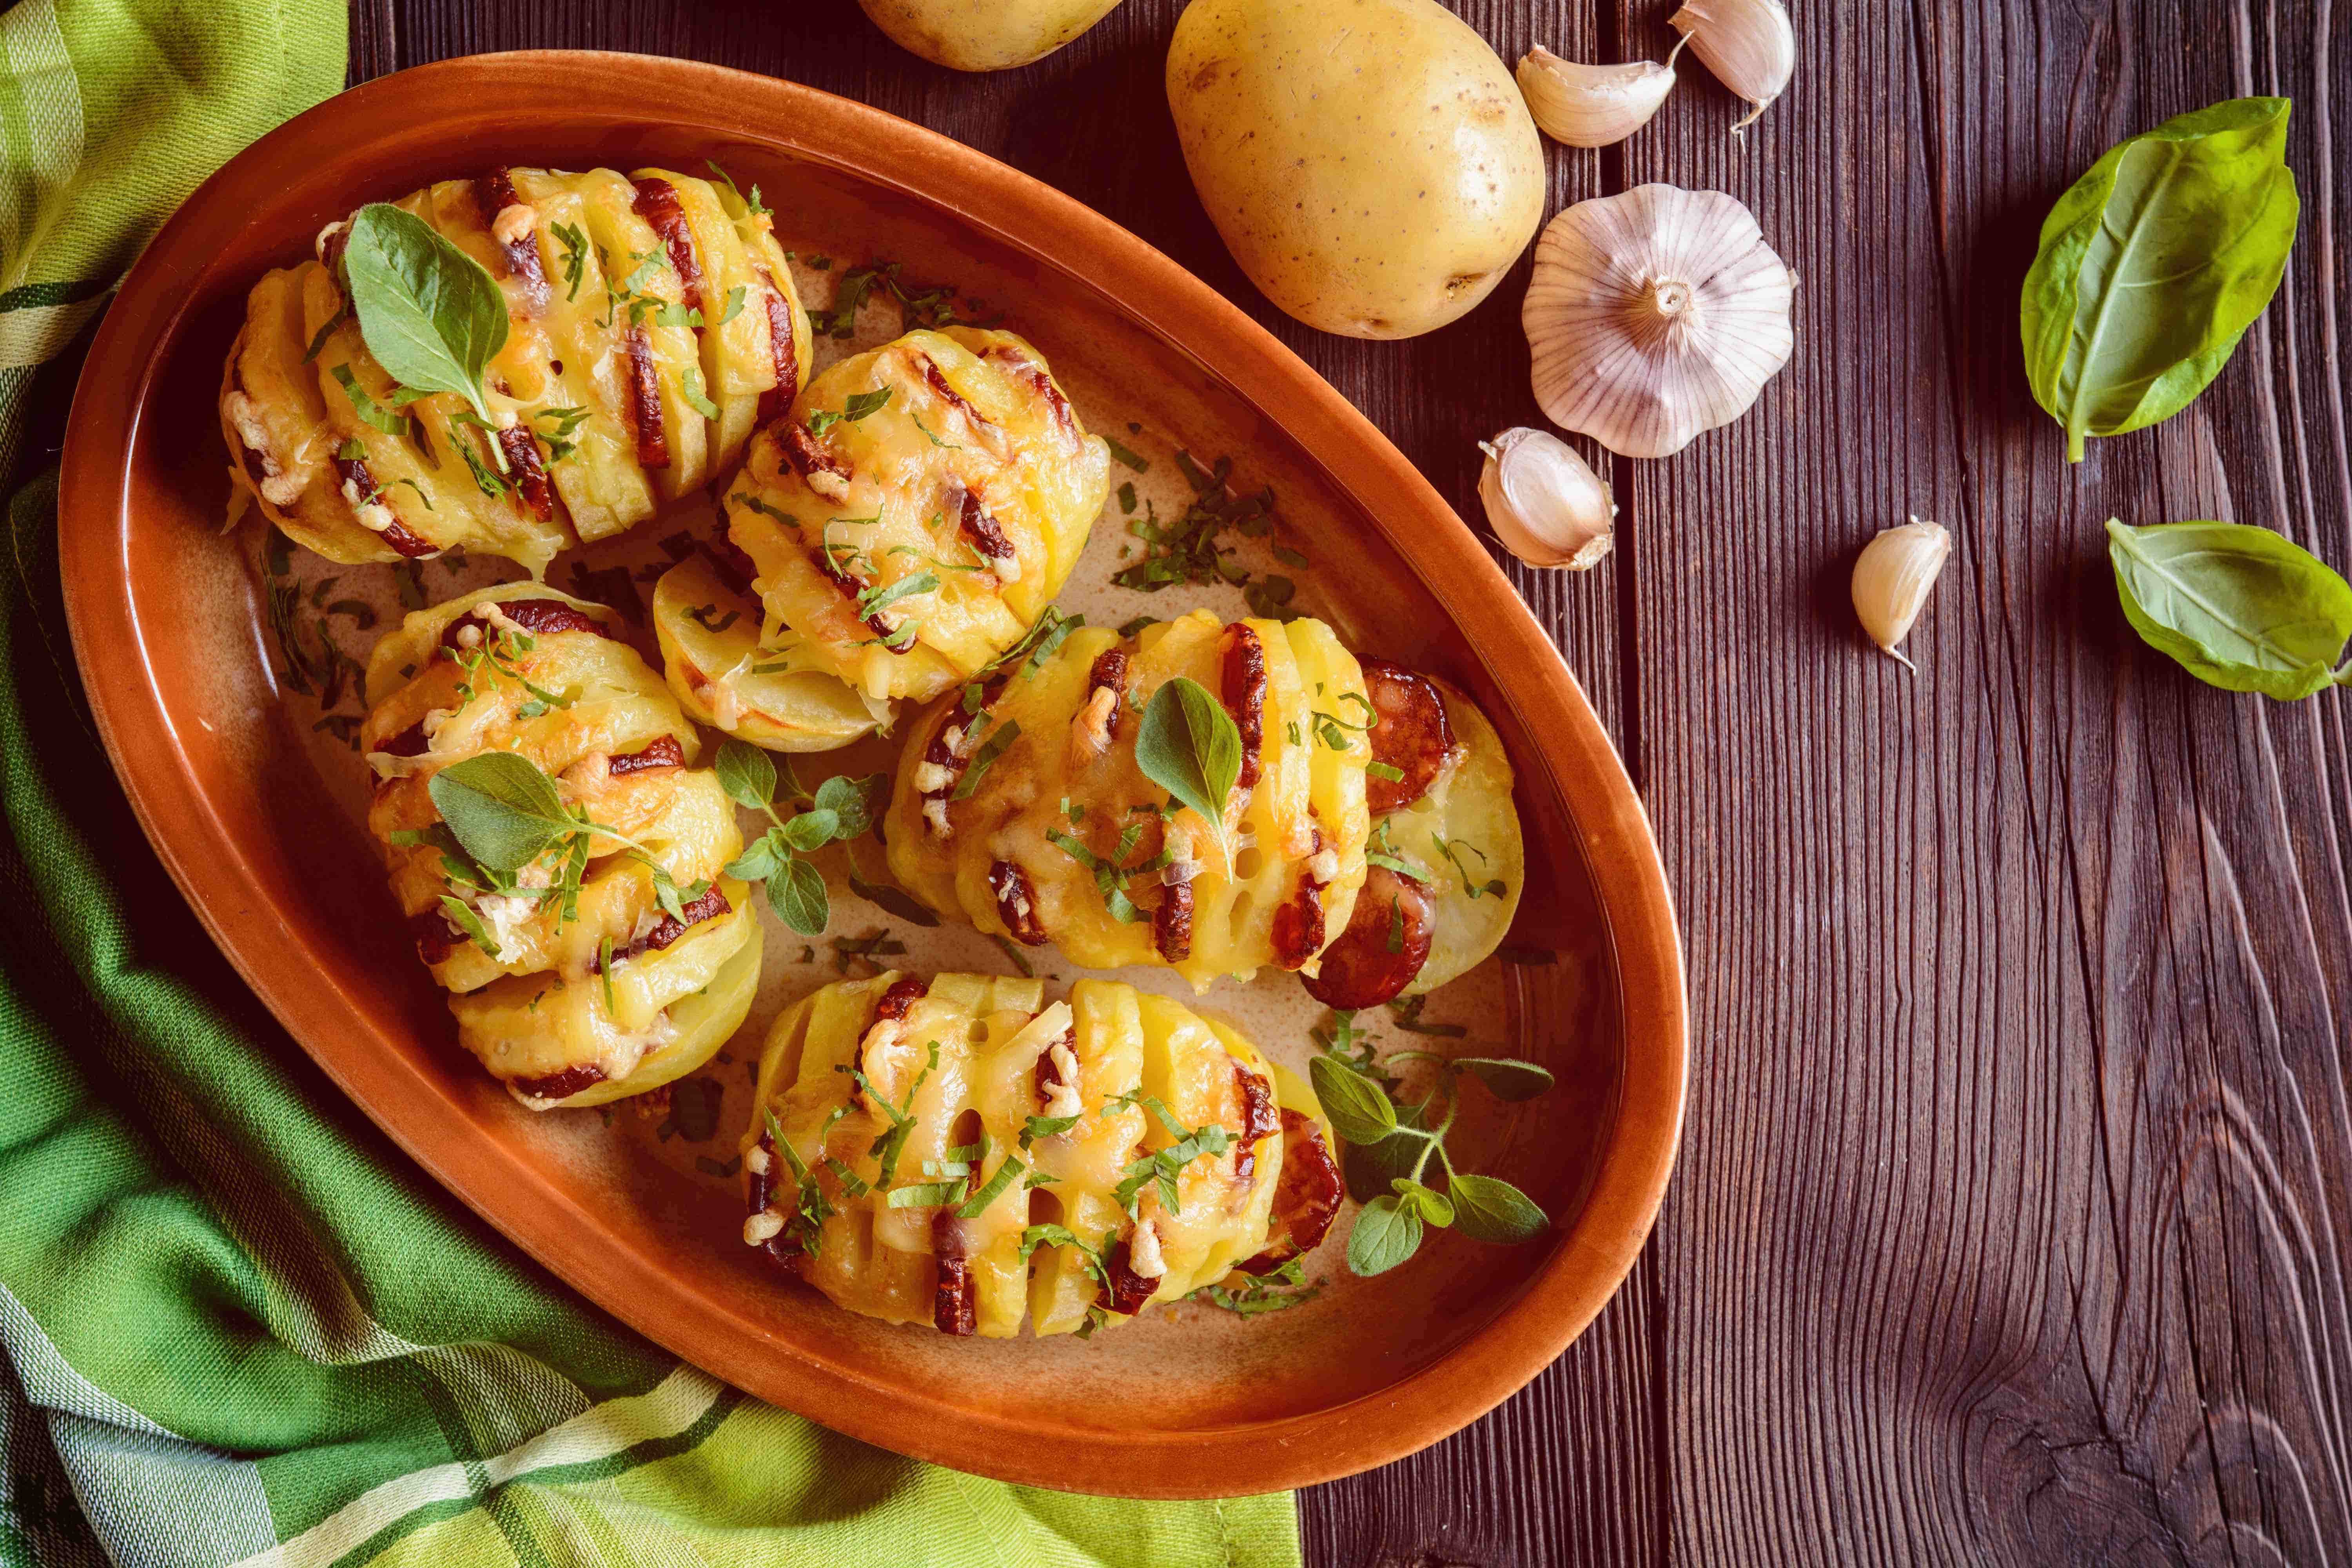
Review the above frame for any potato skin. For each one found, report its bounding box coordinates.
[859,0,1124,71]
[1166,0,1544,339]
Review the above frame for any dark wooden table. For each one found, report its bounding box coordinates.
[347,3,2352,1561]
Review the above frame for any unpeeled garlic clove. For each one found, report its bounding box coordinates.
[1516,45,1680,149]
[1478,427,1615,570]
[1670,0,1795,133]
[1851,517,1951,669]
[1523,183,1796,459]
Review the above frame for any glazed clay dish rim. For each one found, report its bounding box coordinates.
[58,51,1686,1497]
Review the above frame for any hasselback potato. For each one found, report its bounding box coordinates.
[883,609,1525,1002]
[361,584,762,1107]
[739,972,1341,1337]
[223,164,811,574]
[720,327,1107,711]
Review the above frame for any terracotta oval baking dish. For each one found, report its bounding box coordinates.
[57,52,1684,1497]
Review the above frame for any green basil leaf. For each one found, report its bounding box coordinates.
[1346,1193,1423,1278]
[770,856,830,935]
[1453,1056,1557,1103]
[2020,97,2299,462]
[956,1154,1024,1218]
[1135,676,1241,842]
[1445,1172,1550,1245]
[1308,1054,1399,1146]
[341,203,509,421]
[2105,518,2352,699]
[426,753,574,871]
[714,738,777,810]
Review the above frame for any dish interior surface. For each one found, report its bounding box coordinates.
[66,58,1676,1495]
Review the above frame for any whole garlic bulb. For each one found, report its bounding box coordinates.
[1851,517,1951,668]
[1516,46,1680,149]
[1478,428,1615,570]
[1523,183,1796,459]
[1669,0,1796,132]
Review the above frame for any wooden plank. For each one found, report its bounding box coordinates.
[359,4,1663,1562]
[1622,0,2352,1560]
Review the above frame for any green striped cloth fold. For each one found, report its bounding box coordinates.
[0,4,1298,1564]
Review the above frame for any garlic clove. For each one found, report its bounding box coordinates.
[1851,517,1951,669]
[1523,183,1796,459]
[1669,0,1796,133]
[1516,45,1679,149]
[1479,427,1615,570]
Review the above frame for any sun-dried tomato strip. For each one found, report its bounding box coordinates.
[1239,1110,1344,1273]
[605,735,686,777]
[511,1063,606,1102]
[1269,820,1327,970]
[624,326,669,468]
[1229,1062,1281,1190]
[920,356,995,433]
[874,975,929,1022]
[333,452,436,559]
[410,908,458,966]
[495,425,554,521]
[748,1131,807,1267]
[628,175,704,312]
[809,544,908,650]
[1300,864,1435,1011]
[377,718,431,759]
[590,885,732,973]
[989,859,1049,946]
[1221,623,1266,792]
[777,421,852,489]
[438,597,612,652]
[983,344,1076,436]
[472,167,549,311]
[932,1216,978,1336]
[1098,1234,1160,1316]
[753,263,799,426]
[954,484,1016,566]
[1152,880,1194,963]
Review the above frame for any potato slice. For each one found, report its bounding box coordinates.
[651,552,884,752]
[1388,675,1524,994]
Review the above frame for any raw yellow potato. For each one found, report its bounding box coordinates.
[1165,0,1544,339]
[858,0,1124,71]
[650,551,885,753]
[1391,675,1524,995]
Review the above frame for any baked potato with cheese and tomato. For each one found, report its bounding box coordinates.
[881,608,1523,1003]
[739,971,1340,1336]
[223,163,811,575]
[360,583,762,1107]
[719,327,1107,713]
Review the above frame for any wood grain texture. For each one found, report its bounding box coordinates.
[347,0,2352,1561]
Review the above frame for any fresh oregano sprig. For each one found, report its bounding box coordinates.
[1307,1010,1555,1278]
[714,738,888,935]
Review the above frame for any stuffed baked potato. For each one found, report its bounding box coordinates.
[223,164,811,575]
[361,583,762,1107]
[718,327,1107,713]
[882,608,1523,1002]
[740,971,1341,1336]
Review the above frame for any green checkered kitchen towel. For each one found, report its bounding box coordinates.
[0,4,1299,1564]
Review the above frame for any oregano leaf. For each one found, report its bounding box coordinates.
[1346,1193,1423,1278]
[1446,1172,1550,1245]
[426,753,574,871]
[341,203,509,421]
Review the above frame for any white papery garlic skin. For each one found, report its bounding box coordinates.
[1479,428,1616,570]
[1669,0,1796,132]
[1851,517,1951,669]
[1516,46,1680,149]
[1523,183,1796,459]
